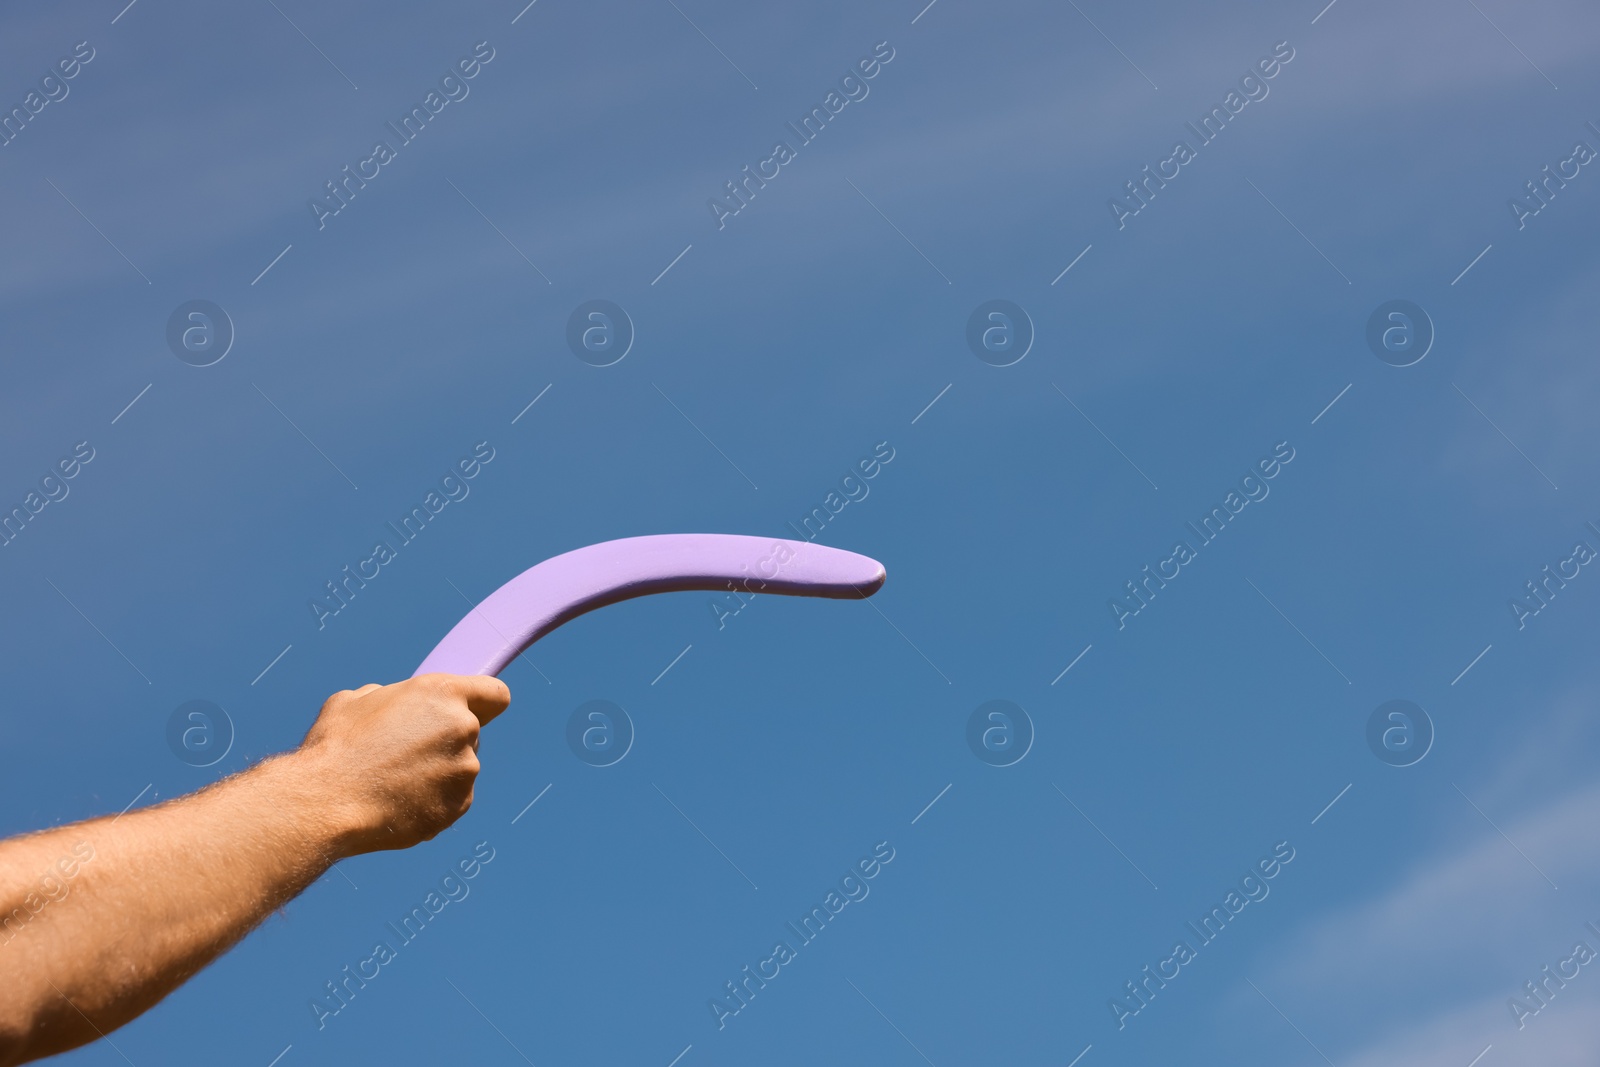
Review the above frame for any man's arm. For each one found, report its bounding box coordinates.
[0,673,510,1066]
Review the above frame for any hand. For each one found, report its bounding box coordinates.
[296,673,511,855]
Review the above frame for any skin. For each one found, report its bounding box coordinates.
[0,672,510,1066]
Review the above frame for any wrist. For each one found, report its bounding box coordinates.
[255,748,375,863]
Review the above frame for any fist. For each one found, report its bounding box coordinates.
[298,674,511,854]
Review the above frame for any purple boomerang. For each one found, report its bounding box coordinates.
[413,534,887,677]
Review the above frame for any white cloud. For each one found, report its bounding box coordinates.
[1242,774,1600,1063]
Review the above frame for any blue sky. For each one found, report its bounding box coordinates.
[3,0,1600,1064]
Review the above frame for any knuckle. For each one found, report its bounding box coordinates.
[415,673,452,695]
[432,707,476,744]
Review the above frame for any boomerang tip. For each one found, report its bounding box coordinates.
[797,539,884,597]
[856,556,888,596]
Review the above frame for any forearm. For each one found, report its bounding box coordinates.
[0,750,360,1065]
[0,673,506,1066]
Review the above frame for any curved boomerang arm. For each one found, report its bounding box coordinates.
[414,534,887,677]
